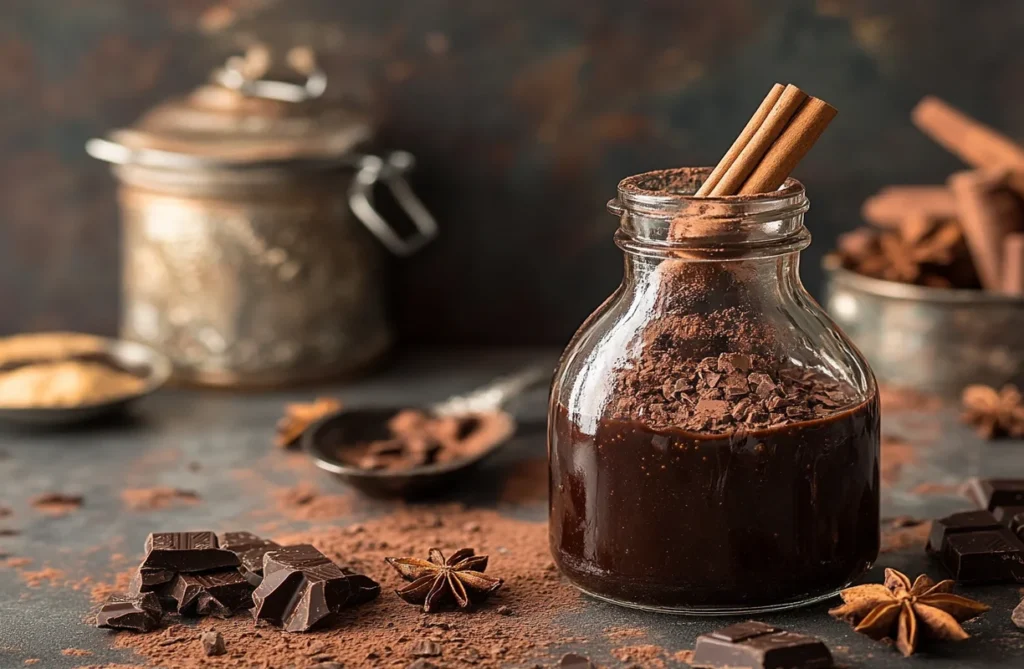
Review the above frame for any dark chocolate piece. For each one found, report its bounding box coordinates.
[252,544,380,632]
[942,528,1024,584]
[993,505,1024,528]
[218,531,281,581]
[201,630,227,656]
[163,569,255,616]
[926,509,1002,553]
[692,621,833,669]
[140,532,239,573]
[968,478,1024,511]
[559,654,597,669]
[128,567,175,596]
[96,592,163,632]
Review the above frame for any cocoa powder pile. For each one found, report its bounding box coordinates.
[102,506,578,668]
[338,410,513,472]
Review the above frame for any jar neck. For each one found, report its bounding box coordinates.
[609,167,811,261]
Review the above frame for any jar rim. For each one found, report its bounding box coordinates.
[611,167,808,221]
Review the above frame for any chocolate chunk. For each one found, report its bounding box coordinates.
[141,532,239,573]
[1014,598,1024,629]
[252,544,380,632]
[218,531,281,582]
[967,478,1024,510]
[201,631,226,656]
[692,621,833,669]
[96,592,163,632]
[941,528,1024,584]
[926,510,1002,553]
[163,569,255,616]
[128,568,175,596]
[993,505,1024,531]
[411,640,442,657]
[559,654,597,669]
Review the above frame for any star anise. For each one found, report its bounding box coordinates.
[961,384,1024,439]
[274,397,342,449]
[384,547,503,612]
[829,568,989,656]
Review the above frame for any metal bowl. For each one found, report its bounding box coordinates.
[823,262,1024,398]
[0,338,172,427]
[303,407,516,498]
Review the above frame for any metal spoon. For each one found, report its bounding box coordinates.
[303,365,550,497]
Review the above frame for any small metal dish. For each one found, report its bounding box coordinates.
[0,338,172,427]
[303,407,516,498]
[824,261,1024,397]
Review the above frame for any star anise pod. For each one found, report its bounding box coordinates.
[384,547,503,612]
[961,384,1024,439]
[829,568,989,656]
[274,397,342,449]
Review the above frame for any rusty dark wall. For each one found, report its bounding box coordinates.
[0,0,1022,345]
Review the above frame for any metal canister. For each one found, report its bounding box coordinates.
[87,47,436,387]
[824,260,1024,397]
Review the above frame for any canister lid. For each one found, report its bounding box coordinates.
[87,45,371,169]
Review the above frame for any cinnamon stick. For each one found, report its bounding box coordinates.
[948,169,1024,290]
[708,85,808,196]
[696,84,785,197]
[1002,233,1024,297]
[861,186,957,228]
[912,96,1024,195]
[738,97,837,195]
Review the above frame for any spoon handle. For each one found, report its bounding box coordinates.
[432,364,551,416]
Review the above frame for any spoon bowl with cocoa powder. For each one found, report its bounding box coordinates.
[303,366,548,497]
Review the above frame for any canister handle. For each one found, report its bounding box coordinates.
[348,152,439,257]
[212,45,327,104]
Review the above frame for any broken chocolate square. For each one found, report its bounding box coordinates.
[96,592,163,632]
[692,621,833,669]
[140,532,239,573]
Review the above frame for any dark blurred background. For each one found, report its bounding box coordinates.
[1,0,1022,345]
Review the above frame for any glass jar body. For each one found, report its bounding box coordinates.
[548,169,879,614]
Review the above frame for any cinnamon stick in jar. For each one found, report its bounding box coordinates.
[696,83,837,198]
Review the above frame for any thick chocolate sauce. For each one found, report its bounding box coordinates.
[549,395,879,610]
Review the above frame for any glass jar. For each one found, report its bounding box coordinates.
[548,167,879,615]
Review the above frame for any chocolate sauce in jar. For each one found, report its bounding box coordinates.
[549,395,879,611]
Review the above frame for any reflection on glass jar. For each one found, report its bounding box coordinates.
[548,168,880,614]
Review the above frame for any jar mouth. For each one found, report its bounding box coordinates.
[609,166,811,257]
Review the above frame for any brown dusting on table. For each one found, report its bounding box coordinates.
[910,481,961,496]
[879,384,943,414]
[61,648,93,656]
[3,557,32,568]
[120,487,199,511]
[19,566,65,588]
[500,456,548,505]
[880,436,918,485]
[604,626,647,641]
[272,483,357,521]
[23,659,40,665]
[0,507,11,518]
[674,649,695,664]
[31,492,83,516]
[107,506,578,668]
[880,517,930,553]
[611,644,668,668]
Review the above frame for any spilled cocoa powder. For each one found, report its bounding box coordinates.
[880,517,930,554]
[30,492,83,516]
[272,483,358,521]
[880,436,920,486]
[120,487,199,511]
[100,506,579,668]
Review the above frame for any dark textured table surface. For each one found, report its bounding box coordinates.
[1,348,1023,668]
